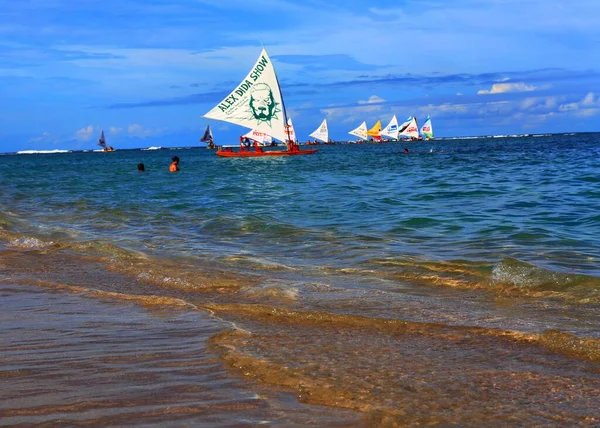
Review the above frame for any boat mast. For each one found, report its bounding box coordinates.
[274,72,292,143]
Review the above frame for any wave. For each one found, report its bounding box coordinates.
[16,149,71,154]
[142,146,163,151]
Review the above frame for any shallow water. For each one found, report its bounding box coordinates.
[1,134,600,425]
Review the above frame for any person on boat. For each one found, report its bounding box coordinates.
[169,156,180,172]
[137,163,145,172]
[253,140,263,153]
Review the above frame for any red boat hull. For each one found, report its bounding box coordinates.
[216,149,318,157]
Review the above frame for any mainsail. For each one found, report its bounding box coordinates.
[399,117,420,139]
[348,121,368,140]
[397,116,412,133]
[309,119,329,143]
[203,49,288,142]
[380,115,399,140]
[242,129,273,146]
[420,116,434,139]
[97,130,106,148]
[200,125,214,144]
[367,120,382,141]
[285,117,297,142]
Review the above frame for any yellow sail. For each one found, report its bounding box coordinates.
[367,120,382,140]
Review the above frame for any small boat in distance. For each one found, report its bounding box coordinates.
[420,116,434,140]
[200,125,215,149]
[309,119,329,144]
[97,129,115,152]
[399,117,420,140]
[348,121,368,142]
[367,120,382,142]
[380,115,399,140]
[203,49,317,158]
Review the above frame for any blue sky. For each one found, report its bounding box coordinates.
[1,0,600,151]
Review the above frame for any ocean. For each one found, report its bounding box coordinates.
[1,134,600,426]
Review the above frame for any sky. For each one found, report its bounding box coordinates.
[1,0,600,152]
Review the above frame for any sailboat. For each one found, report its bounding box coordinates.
[398,116,420,140]
[309,119,329,144]
[367,120,382,142]
[200,125,215,149]
[203,49,317,158]
[380,115,399,140]
[97,129,114,152]
[420,116,434,140]
[348,121,368,141]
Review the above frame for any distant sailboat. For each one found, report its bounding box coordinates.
[399,117,420,140]
[348,121,368,141]
[367,120,382,142]
[420,116,434,140]
[203,49,317,157]
[200,125,215,149]
[97,129,114,152]
[380,115,399,140]
[309,119,329,144]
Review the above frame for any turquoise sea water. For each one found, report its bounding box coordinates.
[2,134,600,425]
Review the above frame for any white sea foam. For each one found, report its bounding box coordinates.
[16,149,71,154]
[143,146,163,151]
[8,237,55,249]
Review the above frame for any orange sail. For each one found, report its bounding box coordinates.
[367,120,382,141]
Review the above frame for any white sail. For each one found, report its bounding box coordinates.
[348,121,368,140]
[309,119,328,143]
[420,116,434,139]
[399,117,419,139]
[380,115,399,139]
[203,49,288,142]
[242,129,273,146]
[285,117,297,142]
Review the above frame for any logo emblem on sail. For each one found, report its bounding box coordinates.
[248,83,281,125]
[203,49,288,142]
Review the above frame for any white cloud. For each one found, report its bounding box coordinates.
[358,95,385,105]
[478,82,537,95]
[558,92,598,116]
[75,125,94,141]
[29,131,50,143]
[127,124,164,137]
[109,126,123,135]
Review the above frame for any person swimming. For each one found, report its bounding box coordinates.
[169,156,180,172]
[137,163,145,172]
